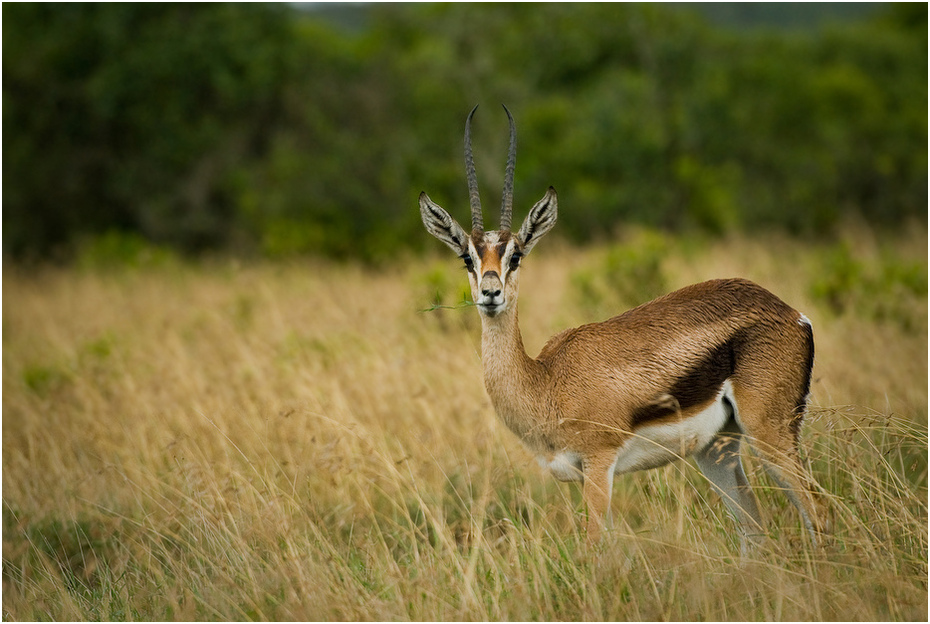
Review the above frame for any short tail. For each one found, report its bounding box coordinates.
[790,315,815,442]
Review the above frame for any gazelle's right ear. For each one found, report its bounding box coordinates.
[419,192,470,256]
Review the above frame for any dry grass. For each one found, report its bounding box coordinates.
[3,228,927,620]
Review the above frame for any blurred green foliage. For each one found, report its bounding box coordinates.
[572,228,670,317]
[3,3,927,262]
[76,230,177,271]
[810,241,928,331]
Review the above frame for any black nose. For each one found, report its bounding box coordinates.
[481,271,502,298]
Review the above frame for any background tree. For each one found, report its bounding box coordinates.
[4,4,294,256]
[3,3,926,262]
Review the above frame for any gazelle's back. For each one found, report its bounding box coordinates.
[539,278,804,366]
[536,278,812,431]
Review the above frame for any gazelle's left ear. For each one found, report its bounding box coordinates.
[516,187,557,255]
[419,192,470,256]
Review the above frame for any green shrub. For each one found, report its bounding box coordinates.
[571,229,669,318]
[810,242,927,330]
[415,262,471,310]
[76,230,177,271]
[22,364,71,397]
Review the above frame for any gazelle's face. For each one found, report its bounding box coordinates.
[418,106,557,317]
[419,186,558,319]
[462,230,524,318]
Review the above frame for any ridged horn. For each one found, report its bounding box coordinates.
[464,104,483,233]
[500,104,516,232]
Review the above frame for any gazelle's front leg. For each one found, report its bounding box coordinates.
[582,452,616,545]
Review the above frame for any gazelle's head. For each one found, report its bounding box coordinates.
[420,105,558,318]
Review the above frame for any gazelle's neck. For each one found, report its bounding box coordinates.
[480,306,549,440]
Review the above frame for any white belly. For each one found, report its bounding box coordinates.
[613,387,731,473]
[537,380,734,480]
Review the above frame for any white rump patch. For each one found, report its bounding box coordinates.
[798,313,812,327]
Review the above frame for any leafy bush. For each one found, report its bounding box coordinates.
[810,241,928,331]
[571,229,670,317]
[76,230,177,271]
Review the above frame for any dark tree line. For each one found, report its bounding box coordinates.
[3,3,926,262]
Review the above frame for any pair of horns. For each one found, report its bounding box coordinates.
[464,104,516,233]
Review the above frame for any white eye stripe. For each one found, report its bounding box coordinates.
[502,240,522,272]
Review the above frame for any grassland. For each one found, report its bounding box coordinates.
[3,227,927,620]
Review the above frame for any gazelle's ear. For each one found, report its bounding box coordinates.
[516,187,557,255]
[419,192,470,256]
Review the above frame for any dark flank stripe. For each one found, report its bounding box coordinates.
[631,337,737,427]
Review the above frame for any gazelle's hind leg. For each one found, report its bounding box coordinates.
[694,411,764,553]
[754,442,821,547]
[731,387,821,548]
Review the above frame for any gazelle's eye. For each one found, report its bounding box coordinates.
[508,252,522,272]
[460,254,475,273]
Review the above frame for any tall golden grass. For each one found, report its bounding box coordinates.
[3,227,927,620]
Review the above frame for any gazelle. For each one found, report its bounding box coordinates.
[419,105,821,549]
